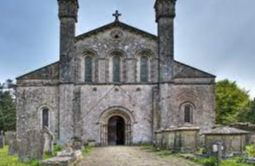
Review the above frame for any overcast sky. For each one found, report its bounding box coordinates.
[0,0,254,98]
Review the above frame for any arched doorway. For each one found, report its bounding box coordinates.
[99,106,135,146]
[108,116,125,145]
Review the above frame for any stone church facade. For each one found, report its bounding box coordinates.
[16,0,216,146]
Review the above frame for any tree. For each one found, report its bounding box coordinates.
[242,98,255,123]
[0,80,16,131]
[216,79,250,124]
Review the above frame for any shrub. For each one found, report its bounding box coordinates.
[245,144,255,158]
[195,156,217,166]
[82,145,93,155]
[53,144,63,153]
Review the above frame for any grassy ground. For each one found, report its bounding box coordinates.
[0,145,64,166]
[142,145,254,166]
[82,146,93,155]
[0,146,39,166]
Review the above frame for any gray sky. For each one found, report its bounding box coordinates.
[0,0,254,98]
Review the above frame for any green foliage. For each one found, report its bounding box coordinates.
[193,156,253,166]
[142,144,158,151]
[242,99,255,124]
[195,148,207,155]
[0,146,39,166]
[221,158,252,166]
[44,144,64,159]
[0,144,64,165]
[0,80,16,131]
[82,146,93,155]
[195,157,217,166]
[216,79,250,124]
[245,144,255,158]
[53,144,63,153]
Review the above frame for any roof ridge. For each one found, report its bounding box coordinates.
[75,21,157,41]
[174,60,216,78]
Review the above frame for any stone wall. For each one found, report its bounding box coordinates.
[75,27,158,84]
[16,86,59,146]
[15,80,215,146]
[159,81,215,132]
[79,84,154,144]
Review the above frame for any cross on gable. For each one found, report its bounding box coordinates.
[113,10,122,22]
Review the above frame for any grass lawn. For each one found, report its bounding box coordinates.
[142,145,254,166]
[0,146,39,166]
[0,145,91,166]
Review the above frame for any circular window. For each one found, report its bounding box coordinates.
[110,30,123,40]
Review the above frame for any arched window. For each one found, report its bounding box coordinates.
[184,104,193,123]
[85,56,92,82]
[42,108,49,128]
[140,56,149,82]
[113,55,121,82]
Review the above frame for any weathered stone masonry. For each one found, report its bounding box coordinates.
[16,0,216,152]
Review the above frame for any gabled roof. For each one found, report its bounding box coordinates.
[174,60,216,78]
[203,126,249,135]
[16,62,59,80]
[75,21,158,41]
[16,21,215,81]
[16,60,215,81]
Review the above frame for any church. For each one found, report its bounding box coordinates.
[16,0,216,146]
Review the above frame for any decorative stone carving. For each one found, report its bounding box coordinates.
[110,30,124,40]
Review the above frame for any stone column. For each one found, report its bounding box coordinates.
[155,0,177,82]
[58,84,75,144]
[155,0,177,129]
[57,0,79,144]
[73,87,82,139]
[152,87,160,142]
[57,0,79,82]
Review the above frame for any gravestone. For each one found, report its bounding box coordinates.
[43,127,54,154]
[0,131,4,148]
[4,131,15,145]
[18,129,45,161]
[8,132,18,155]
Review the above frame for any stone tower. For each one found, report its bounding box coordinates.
[57,0,79,143]
[58,0,79,82]
[155,0,176,82]
[155,0,177,129]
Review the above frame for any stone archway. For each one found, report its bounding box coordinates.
[99,107,134,146]
[108,116,125,145]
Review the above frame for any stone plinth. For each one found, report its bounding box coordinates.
[155,126,200,152]
[155,130,163,148]
[42,149,82,166]
[174,126,200,152]
[203,126,249,157]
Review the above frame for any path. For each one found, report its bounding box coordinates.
[78,146,200,166]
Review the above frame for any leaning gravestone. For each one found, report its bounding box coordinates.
[18,129,45,161]
[8,132,18,155]
[0,131,4,148]
[4,131,15,145]
[43,127,54,154]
